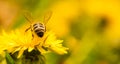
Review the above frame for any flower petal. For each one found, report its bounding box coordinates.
[17,47,27,58]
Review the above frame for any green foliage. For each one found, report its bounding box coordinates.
[5,51,14,64]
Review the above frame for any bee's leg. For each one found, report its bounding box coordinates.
[30,28,34,40]
[42,46,48,51]
[25,26,31,32]
[44,26,46,32]
[41,35,49,50]
[32,33,34,40]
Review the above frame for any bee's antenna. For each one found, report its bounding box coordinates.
[23,11,33,24]
[43,11,52,25]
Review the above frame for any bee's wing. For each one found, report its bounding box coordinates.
[24,11,34,24]
[43,11,52,25]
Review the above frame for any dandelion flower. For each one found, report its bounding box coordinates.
[0,29,68,59]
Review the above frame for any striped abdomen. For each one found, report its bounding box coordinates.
[33,23,45,37]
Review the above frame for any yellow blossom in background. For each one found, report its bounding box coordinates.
[84,0,120,42]
[0,28,68,59]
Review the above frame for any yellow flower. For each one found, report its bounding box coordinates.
[0,28,68,58]
[42,32,68,55]
[84,0,120,40]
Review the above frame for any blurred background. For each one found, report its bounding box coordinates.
[0,0,120,64]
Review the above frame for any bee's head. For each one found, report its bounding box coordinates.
[37,32,44,37]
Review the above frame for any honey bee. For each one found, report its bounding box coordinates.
[24,11,52,38]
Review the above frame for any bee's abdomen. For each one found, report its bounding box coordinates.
[33,23,45,37]
[33,23,45,30]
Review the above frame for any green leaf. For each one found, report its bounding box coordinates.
[5,51,14,64]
